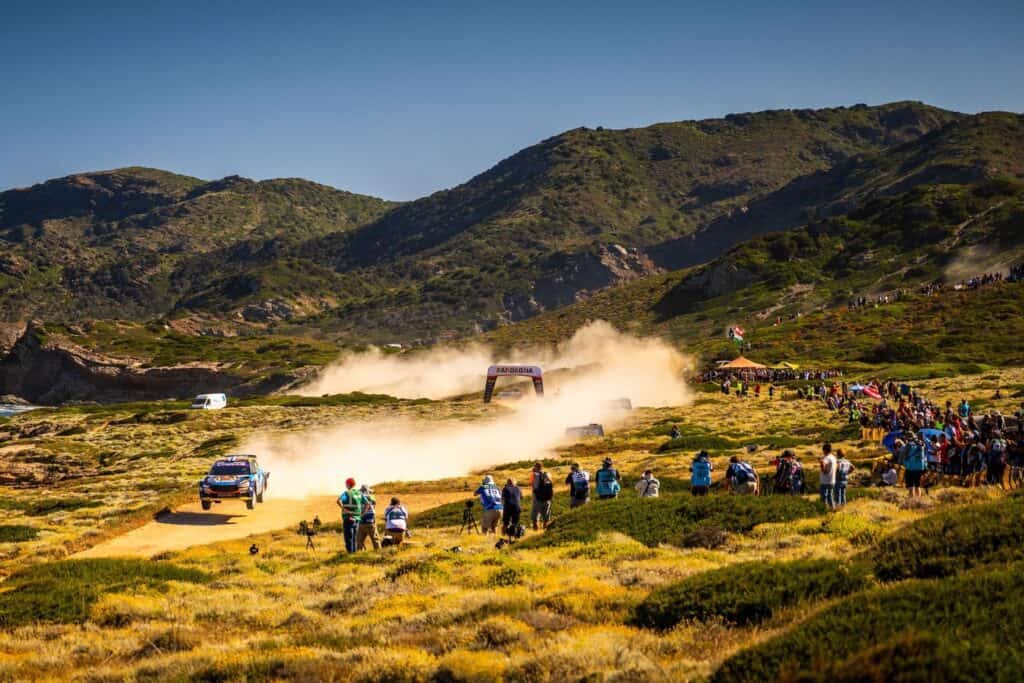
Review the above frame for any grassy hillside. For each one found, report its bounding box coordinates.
[0,168,396,321]
[1,103,967,344]
[302,102,961,339]
[484,171,1024,366]
[1,368,1022,679]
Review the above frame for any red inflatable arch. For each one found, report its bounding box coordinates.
[483,365,544,403]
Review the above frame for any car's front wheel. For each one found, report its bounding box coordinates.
[201,499,212,511]
[246,490,255,510]
[256,486,264,503]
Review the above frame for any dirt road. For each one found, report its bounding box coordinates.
[76,491,468,559]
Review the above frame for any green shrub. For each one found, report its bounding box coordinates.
[0,525,39,542]
[522,494,821,549]
[712,565,1024,682]
[862,339,928,363]
[0,559,210,627]
[634,559,870,629]
[385,560,447,582]
[869,495,1024,581]
[24,497,103,516]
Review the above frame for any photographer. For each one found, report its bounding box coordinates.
[356,484,382,550]
[502,478,522,537]
[475,475,503,535]
[383,497,409,546]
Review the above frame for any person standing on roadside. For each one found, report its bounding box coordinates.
[501,478,523,537]
[835,449,855,506]
[475,475,503,535]
[691,450,713,496]
[356,484,382,550]
[595,457,622,499]
[635,469,660,497]
[336,477,362,553]
[566,462,590,507]
[530,462,554,530]
[819,443,837,510]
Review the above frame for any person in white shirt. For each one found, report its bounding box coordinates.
[819,443,838,510]
[635,470,660,498]
[383,497,409,546]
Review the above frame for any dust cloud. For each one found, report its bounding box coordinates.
[247,322,692,498]
[944,245,1009,283]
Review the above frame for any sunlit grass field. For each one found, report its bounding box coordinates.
[1,368,1022,680]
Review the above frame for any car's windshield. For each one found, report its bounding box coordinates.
[210,462,250,476]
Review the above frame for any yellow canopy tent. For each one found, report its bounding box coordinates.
[772,361,799,370]
[719,356,767,370]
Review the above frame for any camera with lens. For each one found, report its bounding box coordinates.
[297,516,322,536]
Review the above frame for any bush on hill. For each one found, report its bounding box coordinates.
[869,494,1024,581]
[634,559,871,629]
[521,493,821,548]
[712,565,1024,682]
[0,525,39,542]
[0,559,210,627]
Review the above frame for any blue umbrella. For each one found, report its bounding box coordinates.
[849,383,866,392]
[882,431,903,453]
[919,428,944,442]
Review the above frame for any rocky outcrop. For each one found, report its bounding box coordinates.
[504,244,661,321]
[0,324,297,405]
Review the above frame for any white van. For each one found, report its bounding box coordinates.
[191,393,227,410]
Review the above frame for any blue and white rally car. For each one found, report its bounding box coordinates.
[199,455,269,511]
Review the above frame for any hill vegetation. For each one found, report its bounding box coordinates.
[1,369,1022,679]
[0,102,974,344]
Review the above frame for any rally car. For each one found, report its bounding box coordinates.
[198,455,269,510]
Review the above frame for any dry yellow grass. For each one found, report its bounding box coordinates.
[0,369,1020,680]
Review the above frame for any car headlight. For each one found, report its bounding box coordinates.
[237,478,250,488]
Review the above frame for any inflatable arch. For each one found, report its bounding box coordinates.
[483,365,544,403]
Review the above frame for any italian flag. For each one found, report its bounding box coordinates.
[728,326,745,343]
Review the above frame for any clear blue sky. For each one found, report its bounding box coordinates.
[2,1,1022,200]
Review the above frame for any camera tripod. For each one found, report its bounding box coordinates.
[460,509,480,534]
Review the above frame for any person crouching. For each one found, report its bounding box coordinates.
[383,497,409,546]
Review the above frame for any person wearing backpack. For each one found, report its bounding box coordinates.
[725,456,758,495]
[690,450,713,496]
[475,475,503,534]
[595,458,621,499]
[988,431,1009,489]
[565,463,590,507]
[902,437,927,498]
[336,477,362,553]
[635,469,660,498]
[356,484,382,550]
[772,452,794,494]
[530,462,554,530]
[383,497,409,546]
[834,449,855,506]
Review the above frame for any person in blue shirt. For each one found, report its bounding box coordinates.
[901,437,927,499]
[595,458,621,499]
[691,450,713,496]
[474,475,503,535]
